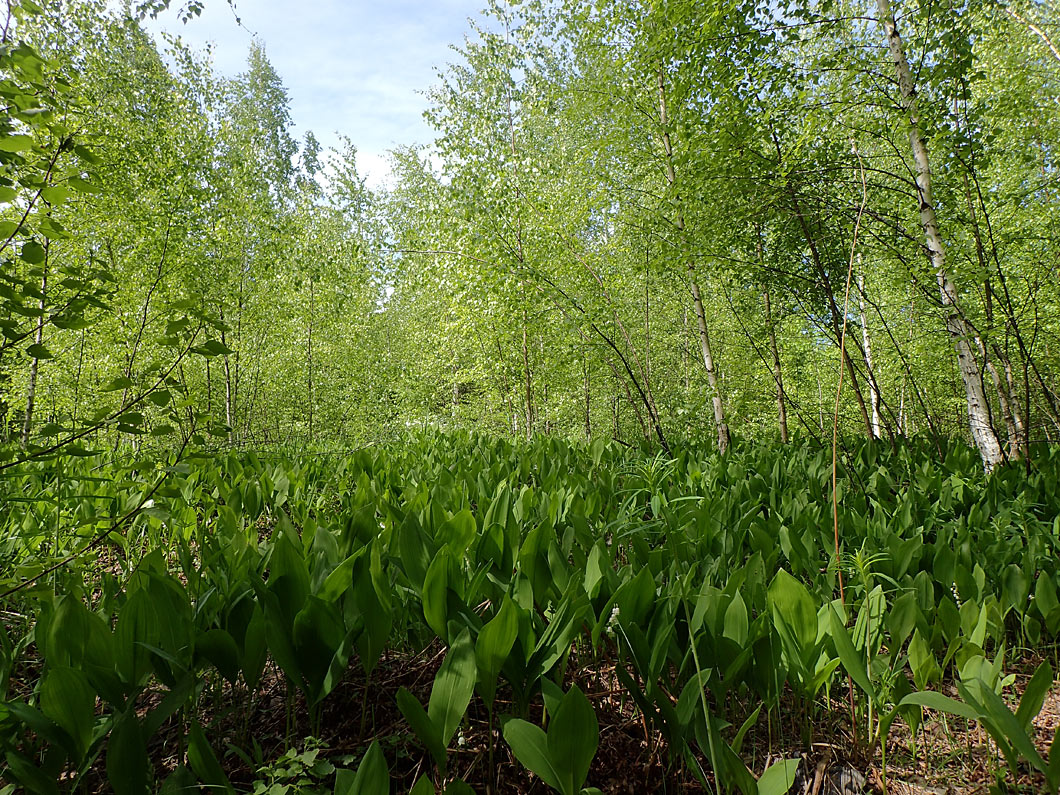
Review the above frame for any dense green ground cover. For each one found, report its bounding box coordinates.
[2,435,1060,793]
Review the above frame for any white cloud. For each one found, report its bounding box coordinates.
[144,0,485,163]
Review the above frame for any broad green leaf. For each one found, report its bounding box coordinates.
[396,687,445,770]
[423,549,451,640]
[428,627,477,746]
[187,722,234,794]
[0,135,34,151]
[20,240,45,263]
[757,758,800,795]
[1016,661,1054,734]
[347,741,389,794]
[503,718,563,792]
[25,343,52,359]
[547,685,599,795]
[409,776,436,795]
[40,666,95,760]
[68,176,103,193]
[107,715,149,795]
[100,376,134,392]
[723,591,749,646]
[898,690,979,721]
[475,595,519,710]
[194,629,241,685]
[828,608,875,701]
[39,184,70,203]
[768,570,817,650]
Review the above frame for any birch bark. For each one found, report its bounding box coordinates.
[875,0,1004,469]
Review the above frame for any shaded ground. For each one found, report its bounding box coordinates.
[62,645,1054,794]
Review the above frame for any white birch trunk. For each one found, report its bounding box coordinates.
[876,0,1003,470]
[856,260,882,438]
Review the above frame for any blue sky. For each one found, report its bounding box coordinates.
[146,0,488,187]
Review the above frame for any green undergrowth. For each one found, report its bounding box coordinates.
[2,433,1060,793]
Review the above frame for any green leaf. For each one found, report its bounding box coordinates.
[194,629,241,685]
[347,741,389,794]
[73,146,99,164]
[68,175,103,193]
[428,627,477,746]
[971,679,1048,775]
[0,135,34,152]
[188,722,235,795]
[768,570,817,651]
[475,596,519,710]
[723,591,749,646]
[422,549,451,640]
[25,343,52,359]
[40,186,70,205]
[828,607,875,701]
[38,218,69,240]
[547,685,599,795]
[318,550,362,602]
[898,690,979,721]
[100,376,134,392]
[757,758,800,795]
[1016,661,1053,733]
[3,749,60,795]
[396,687,445,770]
[159,765,198,794]
[195,339,235,356]
[408,777,436,795]
[292,595,348,704]
[40,666,95,761]
[107,715,149,795]
[503,719,563,792]
[20,240,45,264]
[354,550,392,676]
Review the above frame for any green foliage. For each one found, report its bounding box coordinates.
[250,738,336,795]
[0,434,1058,791]
[502,685,599,795]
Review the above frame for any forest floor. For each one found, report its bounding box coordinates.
[64,643,1053,794]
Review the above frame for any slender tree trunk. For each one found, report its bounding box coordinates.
[220,304,234,444]
[493,335,516,436]
[584,358,591,439]
[307,280,315,443]
[73,329,85,427]
[21,260,47,447]
[876,0,1004,470]
[657,68,730,452]
[681,308,690,393]
[521,306,533,439]
[763,289,789,444]
[856,259,882,438]
[962,173,1023,457]
[1000,354,1028,457]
